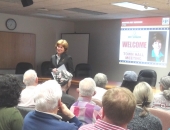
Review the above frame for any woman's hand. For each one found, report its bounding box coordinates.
[52,68,58,73]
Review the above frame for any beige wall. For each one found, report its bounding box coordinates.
[0,13,74,75]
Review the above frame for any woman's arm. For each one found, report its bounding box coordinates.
[67,56,74,74]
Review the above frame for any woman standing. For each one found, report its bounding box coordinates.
[50,39,74,74]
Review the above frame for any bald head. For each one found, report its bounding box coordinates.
[23,69,38,86]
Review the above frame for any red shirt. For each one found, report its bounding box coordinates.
[79,119,128,130]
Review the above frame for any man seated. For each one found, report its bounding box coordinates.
[54,70,76,121]
[92,73,107,101]
[22,80,82,130]
[70,78,101,125]
[120,71,138,92]
[18,69,38,107]
[79,87,136,130]
[55,70,76,109]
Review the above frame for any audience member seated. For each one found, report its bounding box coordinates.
[70,78,101,125]
[22,80,82,130]
[18,69,38,107]
[127,82,162,130]
[54,70,76,121]
[79,87,136,130]
[152,76,170,111]
[120,71,138,92]
[92,73,107,101]
[0,74,23,130]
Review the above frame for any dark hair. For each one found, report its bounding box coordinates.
[120,80,137,92]
[0,74,22,107]
[153,33,164,44]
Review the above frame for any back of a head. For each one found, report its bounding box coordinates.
[54,70,73,87]
[123,71,137,82]
[160,76,170,100]
[23,69,37,86]
[121,71,137,92]
[79,78,96,97]
[102,87,136,126]
[94,73,108,88]
[160,76,170,90]
[0,74,22,107]
[34,80,62,112]
[133,82,153,117]
[133,82,153,106]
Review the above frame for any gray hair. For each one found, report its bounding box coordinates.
[23,69,37,86]
[94,73,108,88]
[79,78,96,97]
[34,80,62,112]
[159,76,170,100]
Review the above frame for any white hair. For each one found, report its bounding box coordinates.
[94,73,108,88]
[79,78,96,97]
[34,80,62,112]
[23,69,37,86]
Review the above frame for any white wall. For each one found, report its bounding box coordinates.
[75,20,170,88]
[0,13,74,75]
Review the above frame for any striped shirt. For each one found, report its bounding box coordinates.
[70,97,101,125]
[79,119,128,130]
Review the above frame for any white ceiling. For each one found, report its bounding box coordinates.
[0,0,170,21]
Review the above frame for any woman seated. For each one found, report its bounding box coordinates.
[152,76,170,111]
[0,74,23,130]
[127,82,162,130]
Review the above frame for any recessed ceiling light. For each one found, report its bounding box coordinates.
[112,2,157,11]
[33,13,65,18]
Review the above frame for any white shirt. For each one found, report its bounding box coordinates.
[92,86,107,101]
[18,86,37,107]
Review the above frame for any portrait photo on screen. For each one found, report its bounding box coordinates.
[147,31,167,62]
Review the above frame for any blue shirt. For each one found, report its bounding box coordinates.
[22,110,82,130]
[152,50,164,62]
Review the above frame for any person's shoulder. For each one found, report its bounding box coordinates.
[148,112,162,123]
[146,113,162,129]
[153,93,165,100]
[3,107,20,114]
[51,54,56,58]
[57,120,80,129]
[79,123,94,130]
[63,93,76,101]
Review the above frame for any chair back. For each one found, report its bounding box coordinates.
[168,72,170,76]
[16,106,34,118]
[15,62,33,74]
[137,69,157,87]
[41,61,51,77]
[148,108,170,130]
[75,63,91,78]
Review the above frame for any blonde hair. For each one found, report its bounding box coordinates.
[55,39,68,51]
[133,82,153,117]
[102,87,136,126]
